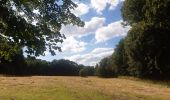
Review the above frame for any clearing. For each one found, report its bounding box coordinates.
[0,76,169,100]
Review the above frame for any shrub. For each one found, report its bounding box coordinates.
[79,69,88,77]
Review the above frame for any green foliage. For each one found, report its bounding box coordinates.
[112,39,129,76]
[125,22,170,78]
[79,68,88,77]
[0,0,84,60]
[97,0,170,79]
[121,0,170,28]
[0,40,21,61]
[0,48,26,75]
[86,66,95,76]
[144,0,170,27]
[0,54,96,76]
[122,0,170,27]
[79,66,95,77]
[95,57,117,78]
[49,59,80,76]
[120,0,170,79]
[91,0,170,79]
[121,0,146,25]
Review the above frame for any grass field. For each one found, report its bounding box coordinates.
[0,76,170,100]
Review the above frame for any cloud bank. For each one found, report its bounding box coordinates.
[65,48,114,66]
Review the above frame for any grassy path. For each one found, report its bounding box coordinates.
[0,76,169,100]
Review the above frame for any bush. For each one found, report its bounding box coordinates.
[79,69,88,77]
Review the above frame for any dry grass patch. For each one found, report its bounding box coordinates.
[0,76,169,100]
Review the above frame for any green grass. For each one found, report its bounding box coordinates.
[0,76,169,100]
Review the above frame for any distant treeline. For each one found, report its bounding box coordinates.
[95,0,170,80]
[0,52,95,76]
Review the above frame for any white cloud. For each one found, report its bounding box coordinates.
[95,20,130,43]
[91,0,107,14]
[60,17,105,37]
[91,0,125,14]
[72,0,125,15]
[41,17,106,54]
[91,48,112,54]
[64,48,114,66]
[62,36,87,53]
[61,18,130,44]
[71,3,90,16]
[85,17,105,33]
[107,0,119,10]
[60,25,84,37]
[36,36,87,57]
[49,20,129,54]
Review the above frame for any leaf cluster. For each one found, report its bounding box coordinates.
[0,0,84,59]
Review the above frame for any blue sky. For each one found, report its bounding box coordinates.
[38,0,130,66]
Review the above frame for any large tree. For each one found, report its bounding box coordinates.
[122,0,170,79]
[112,39,129,76]
[95,57,117,77]
[122,0,170,27]
[121,0,146,25]
[0,0,84,60]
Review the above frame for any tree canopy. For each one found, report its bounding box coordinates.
[0,0,84,60]
[122,0,170,27]
[122,0,170,78]
[95,57,117,78]
[96,0,170,79]
[112,39,129,76]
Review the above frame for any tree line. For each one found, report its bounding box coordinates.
[0,51,95,76]
[95,0,170,80]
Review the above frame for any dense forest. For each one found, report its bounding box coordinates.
[0,0,170,80]
[96,0,170,80]
[0,50,94,76]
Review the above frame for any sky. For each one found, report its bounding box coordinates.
[38,0,130,66]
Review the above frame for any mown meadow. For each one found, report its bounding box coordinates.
[0,76,169,100]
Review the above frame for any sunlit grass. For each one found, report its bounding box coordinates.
[0,76,169,100]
